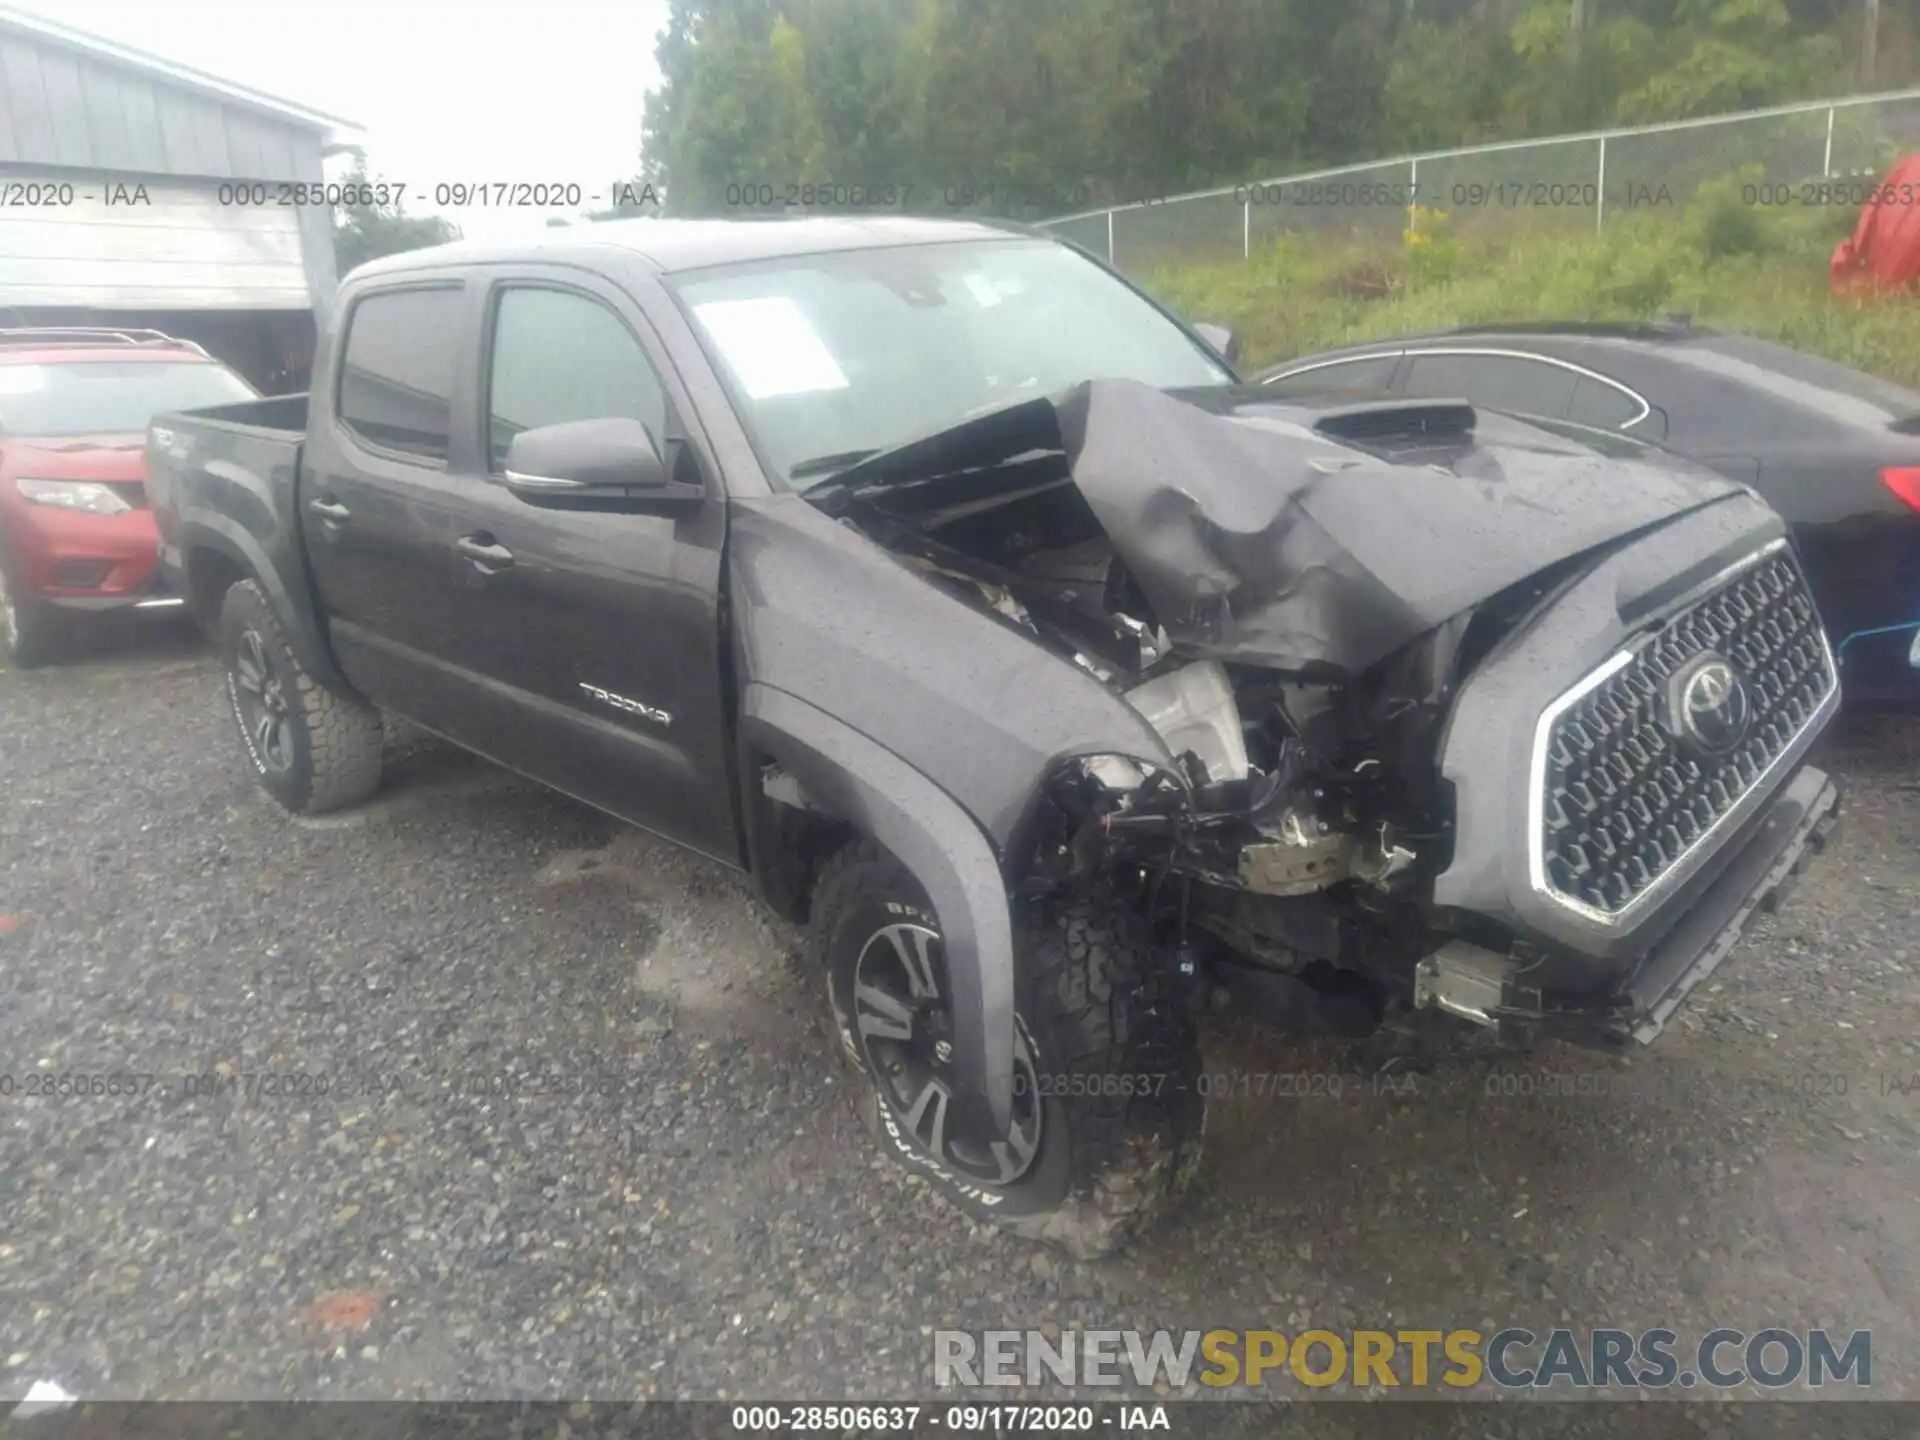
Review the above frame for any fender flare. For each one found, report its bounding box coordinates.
[740,682,1016,1137]
[177,513,351,693]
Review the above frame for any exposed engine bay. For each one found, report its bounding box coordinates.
[871,472,1443,898]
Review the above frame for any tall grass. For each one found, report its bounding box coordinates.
[1145,178,1920,385]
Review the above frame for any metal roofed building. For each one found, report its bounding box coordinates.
[0,6,361,389]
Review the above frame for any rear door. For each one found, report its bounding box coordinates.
[303,280,474,711]
[421,266,738,862]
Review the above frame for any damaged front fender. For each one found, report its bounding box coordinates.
[730,496,1181,1138]
[740,682,1019,1136]
[729,493,1174,844]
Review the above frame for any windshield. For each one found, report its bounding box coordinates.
[0,359,257,438]
[668,237,1233,487]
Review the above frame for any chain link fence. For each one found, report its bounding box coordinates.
[1042,88,1920,275]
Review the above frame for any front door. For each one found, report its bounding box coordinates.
[425,271,738,862]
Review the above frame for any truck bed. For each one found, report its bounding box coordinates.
[145,392,317,647]
[159,392,310,439]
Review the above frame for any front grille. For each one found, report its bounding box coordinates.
[50,559,111,588]
[1536,546,1835,919]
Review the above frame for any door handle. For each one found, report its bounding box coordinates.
[307,498,351,523]
[455,534,515,573]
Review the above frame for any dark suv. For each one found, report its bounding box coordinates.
[148,219,1840,1256]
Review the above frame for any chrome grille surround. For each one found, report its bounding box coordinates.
[1527,539,1839,928]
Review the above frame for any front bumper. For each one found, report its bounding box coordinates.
[1417,764,1839,1044]
[44,572,185,615]
[7,503,162,608]
[1616,762,1838,1043]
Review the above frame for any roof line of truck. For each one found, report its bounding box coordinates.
[345,216,1060,281]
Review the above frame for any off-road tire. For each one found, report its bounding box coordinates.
[813,842,1205,1259]
[217,580,383,814]
[0,551,64,669]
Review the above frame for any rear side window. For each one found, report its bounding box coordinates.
[485,287,669,471]
[1566,375,1645,429]
[1263,355,1397,399]
[1403,352,1579,419]
[337,287,462,462]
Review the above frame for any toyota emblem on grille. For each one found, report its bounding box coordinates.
[1669,653,1752,756]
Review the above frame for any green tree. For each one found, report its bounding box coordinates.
[645,3,824,212]
[914,0,1078,210]
[332,157,459,275]
[1611,0,1845,121]
[633,0,1897,220]
[1095,0,1318,193]
[640,0,701,201]
[1381,16,1516,151]
[793,0,920,183]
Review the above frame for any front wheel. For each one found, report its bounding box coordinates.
[218,580,383,814]
[812,844,1204,1258]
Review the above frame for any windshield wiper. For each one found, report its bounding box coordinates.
[788,448,881,482]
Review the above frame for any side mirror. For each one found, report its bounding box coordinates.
[502,417,702,513]
[1193,322,1240,368]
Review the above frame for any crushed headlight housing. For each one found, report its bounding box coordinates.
[15,478,132,516]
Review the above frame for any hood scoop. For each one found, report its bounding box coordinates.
[1310,399,1477,445]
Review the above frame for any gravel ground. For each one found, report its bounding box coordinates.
[1,624,1917,1414]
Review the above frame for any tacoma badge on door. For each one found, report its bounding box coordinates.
[579,681,672,727]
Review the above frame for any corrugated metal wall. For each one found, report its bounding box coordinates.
[0,23,338,315]
[0,27,326,180]
[0,172,311,309]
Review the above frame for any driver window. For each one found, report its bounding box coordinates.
[487,287,669,472]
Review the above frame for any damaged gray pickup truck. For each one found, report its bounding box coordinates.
[147,217,1841,1256]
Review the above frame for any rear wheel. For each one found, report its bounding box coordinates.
[217,580,383,814]
[0,554,65,669]
[813,843,1204,1258]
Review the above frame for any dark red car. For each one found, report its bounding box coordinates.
[0,328,257,667]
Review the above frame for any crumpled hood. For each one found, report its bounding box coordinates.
[815,377,1745,676]
[1055,379,1743,674]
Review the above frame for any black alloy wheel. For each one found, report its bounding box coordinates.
[849,918,1044,1186]
[230,625,295,774]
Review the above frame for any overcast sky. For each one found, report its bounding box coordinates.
[21,0,670,241]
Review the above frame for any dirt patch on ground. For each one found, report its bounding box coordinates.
[535,827,803,1033]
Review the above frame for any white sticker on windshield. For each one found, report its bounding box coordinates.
[0,366,47,394]
[692,298,849,400]
[961,272,1002,308]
